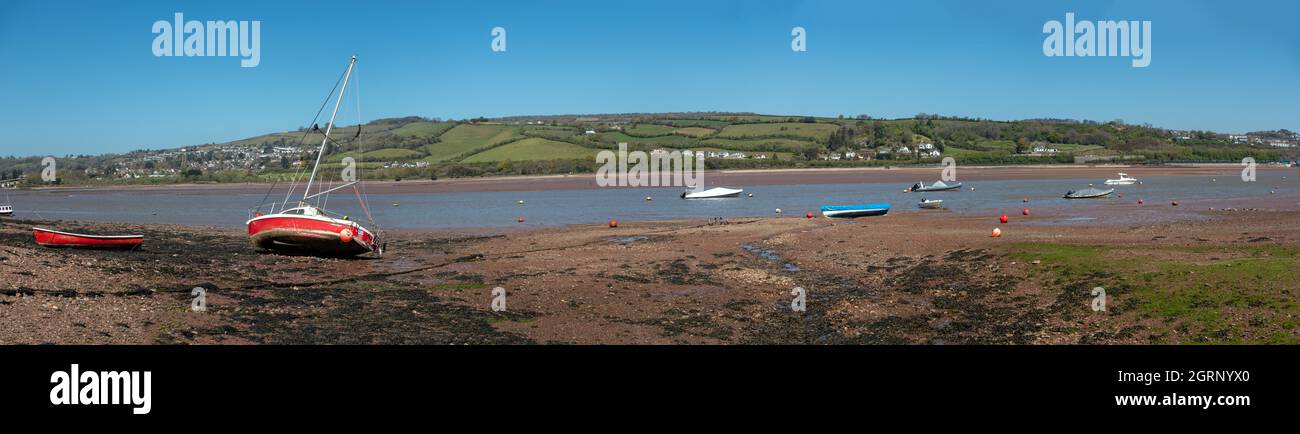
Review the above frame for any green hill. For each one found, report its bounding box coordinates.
[462,138,598,163]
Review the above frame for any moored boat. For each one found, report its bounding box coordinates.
[0,204,11,216]
[1064,186,1115,199]
[245,56,383,257]
[1104,173,1138,185]
[248,206,377,256]
[910,180,962,192]
[820,203,891,218]
[917,199,944,209]
[681,187,743,199]
[33,227,143,250]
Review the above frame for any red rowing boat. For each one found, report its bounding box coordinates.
[32,227,144,250]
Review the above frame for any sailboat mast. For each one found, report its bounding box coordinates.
[303,55,357,202]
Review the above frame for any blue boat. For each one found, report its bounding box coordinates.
[820,203,891,218]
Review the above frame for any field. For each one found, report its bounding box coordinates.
[392,121,456,137]
[673,127,717,138]
[716,123,839,141]
[461,137,598,162]
[424,124,523,161]
[625,124,677,137]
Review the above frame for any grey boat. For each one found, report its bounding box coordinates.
[1063,186,1115,199]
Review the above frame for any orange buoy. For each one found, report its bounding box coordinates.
[1022,208,1029,216]
[805,212,814,218]
[999,213,1009,224]
[339,228,354,244]
[609,219,618,228]
[991,227,1002,237]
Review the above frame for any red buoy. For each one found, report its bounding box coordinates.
[805,212,814,218]
[1022,208,1029,216]
[609,219,618,228]
[999,213,1009,224]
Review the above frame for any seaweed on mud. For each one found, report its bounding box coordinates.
[612,308,734,340]
[207,284,535,344]
[654,259,715,285]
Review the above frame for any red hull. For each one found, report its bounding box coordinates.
[33,227,143,250]
[247,214,376,256]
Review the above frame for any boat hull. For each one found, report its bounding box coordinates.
[912,182,962,192]
[1104,180,1136,185]
[820,203,891,218]
[682,187,743,199]
[1063,188,1115,199]
[247,214,376,256]
[33,227,143,250]
[918,200,944,209]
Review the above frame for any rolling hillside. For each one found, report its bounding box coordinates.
[2,112,1291,186]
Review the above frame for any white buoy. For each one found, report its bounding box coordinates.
[518,200,525,205]
[747,193,753,197]
[645,196,652,201]
[775,208,782,214]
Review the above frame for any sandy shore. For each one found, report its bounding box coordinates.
[2,199,1297,344]
[22,164,1296,195]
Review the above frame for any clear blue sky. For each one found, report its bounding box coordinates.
[0,0,1296,157]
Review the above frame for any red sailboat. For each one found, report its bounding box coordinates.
[33,227,143,250]
[246,56,383,257]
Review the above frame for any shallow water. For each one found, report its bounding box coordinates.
[2,171,1296,229]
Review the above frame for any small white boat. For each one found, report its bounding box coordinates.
[0,205,12,216]
[917,199,944,209]
[1104,173,1138,185]
[681,187,743,199]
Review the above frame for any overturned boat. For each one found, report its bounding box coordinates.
[820,203,891,218]
[1064,186,1115,199]
[910,180,962,192]
[681,187,743,199]
[33,227,143,250]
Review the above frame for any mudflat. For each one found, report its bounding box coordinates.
[2,198,1296,344]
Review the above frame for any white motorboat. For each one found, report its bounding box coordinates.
[917,199,944,209]
[1104,173,1138,185]
[0,204,12,216]
[681,187,743,199]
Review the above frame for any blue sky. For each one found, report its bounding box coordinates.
[0,0,1296,156]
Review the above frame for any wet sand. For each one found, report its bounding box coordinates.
[3,196,1297,344]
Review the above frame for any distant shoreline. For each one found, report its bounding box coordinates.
[12,163,1294,195]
